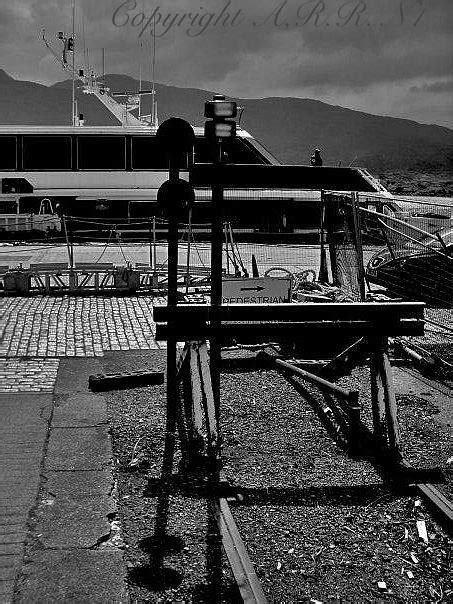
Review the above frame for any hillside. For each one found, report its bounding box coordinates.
[1,70,452,193]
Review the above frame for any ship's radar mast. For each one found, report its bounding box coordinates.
[41,27,158,128]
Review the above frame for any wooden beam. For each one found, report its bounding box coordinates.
[188,343,204,438]
[369,336,401,457]
[156,319,425,340]
[198,343,219,452]
[321,337,368,379]
[153,302,425,323]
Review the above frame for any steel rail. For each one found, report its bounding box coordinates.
[398,460,453,527]
[214,497,268,604]
[417,483,453,524]
[398,366,453,399]
[278,356,452,528]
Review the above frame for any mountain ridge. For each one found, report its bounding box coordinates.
[0,70,452,192]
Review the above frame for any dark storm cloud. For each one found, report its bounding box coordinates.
[410,79,453,94]
[0,0,451,125]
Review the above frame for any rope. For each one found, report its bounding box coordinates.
[93,229,114,264]
[115,229,130,265]
[191,231,207,269]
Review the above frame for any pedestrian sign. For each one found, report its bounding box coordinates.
[222,277,292,305]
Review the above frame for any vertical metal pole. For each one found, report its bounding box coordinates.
[151,16,157,126]
[153,215,157,269]
[352,192,366,301]
[224,222,230,276]
[166,158,180,471]
[168,161,179,306]
[319,190,329,283]
[149,220,153,268]
[325,194,340,285]
[211,143,223,436]
[71,0,76,127]
[186,208,192,294]
[62,215,73,269]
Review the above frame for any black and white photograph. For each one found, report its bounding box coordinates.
[0,0,451,601]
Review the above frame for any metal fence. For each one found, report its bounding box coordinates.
[355,193,452,308]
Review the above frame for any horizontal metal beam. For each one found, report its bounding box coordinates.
[189,164,377,192]
[156,319,425,340]
[275,357,359,402]
[154,302,425,323]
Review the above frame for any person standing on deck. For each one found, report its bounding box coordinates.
[311,149,323,166]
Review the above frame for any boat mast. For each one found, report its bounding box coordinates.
[151,15,158,127]
[138,43,142,120]
[71,0,76,126]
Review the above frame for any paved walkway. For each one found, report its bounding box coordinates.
[0,295,165,602]
[0,394,52,602]
[0,297,161,360]
[0,291,450,601]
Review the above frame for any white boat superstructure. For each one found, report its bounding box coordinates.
[0,124,280,220]
[0,13,388,229]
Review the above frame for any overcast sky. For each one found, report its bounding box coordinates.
[0,0,452,127]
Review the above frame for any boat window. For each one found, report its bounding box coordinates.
[131,137,168,169]
[0,136,17,170]
[77,136,126,170]
[23,136,72,170]
[194,137,267,165]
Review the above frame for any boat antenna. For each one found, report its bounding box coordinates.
[71,0,76,126]
[138,41,143,120]
[151,14,158,127]
[81,15,87,71]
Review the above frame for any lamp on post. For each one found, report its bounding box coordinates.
[204,95,237,442]
[204,94,237,149]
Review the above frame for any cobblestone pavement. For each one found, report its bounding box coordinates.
[0,296,161,358]
[0,296,165,393]
[0,359,59,393]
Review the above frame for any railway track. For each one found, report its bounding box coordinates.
[204,362,452,603]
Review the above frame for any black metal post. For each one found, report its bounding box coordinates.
[166,158,180,474]
[351,192,366,301]
[168,160,179,307]
[210,143,223,437]
[156,117,196,471]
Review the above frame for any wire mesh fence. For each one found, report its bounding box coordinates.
[355,194,452,309]
[319,192,452,358]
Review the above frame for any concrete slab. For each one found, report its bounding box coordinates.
[0,394,52,603]
[54,358,102,395]
[394,367,453,426]
[46,426,112,471]
[34,471,116,549]
[52,394,108,428]
[41,469,115,499]
[16,550,128,603]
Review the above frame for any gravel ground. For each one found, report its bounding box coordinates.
[103,350,452,602]
[337,363,452,500]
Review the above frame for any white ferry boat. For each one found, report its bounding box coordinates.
[0,120,388,238]
[0,22,387,236]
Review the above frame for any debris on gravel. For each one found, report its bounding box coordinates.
[103,350,452,602]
